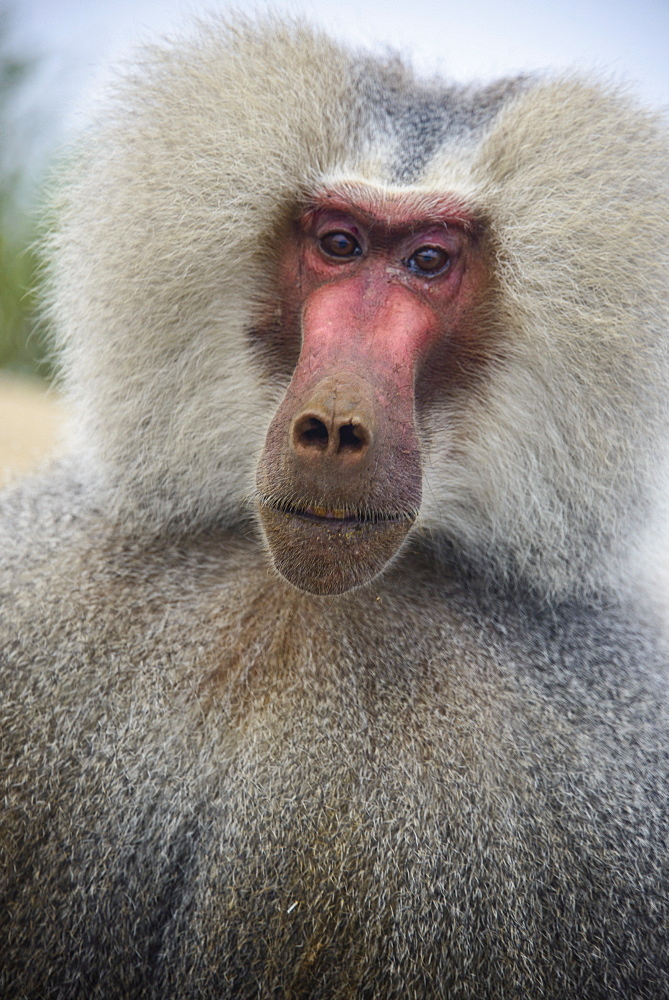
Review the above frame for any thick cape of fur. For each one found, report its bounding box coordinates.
[45,16,669,601]
[2,461,669,999]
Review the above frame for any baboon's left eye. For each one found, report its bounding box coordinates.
[406,246,450,275]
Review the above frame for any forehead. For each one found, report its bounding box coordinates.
[304,181,475,230]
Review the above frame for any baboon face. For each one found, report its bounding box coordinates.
[256,184,487,595]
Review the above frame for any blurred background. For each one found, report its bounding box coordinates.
[1,0,668,483]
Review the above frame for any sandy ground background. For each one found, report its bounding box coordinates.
[0,373,68,487]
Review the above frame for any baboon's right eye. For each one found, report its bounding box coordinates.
[320,231,362,259]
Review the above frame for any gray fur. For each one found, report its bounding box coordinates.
[2,14,669,999]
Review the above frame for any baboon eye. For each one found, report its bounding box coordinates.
[320,231,362,259]
[406,246,450,275]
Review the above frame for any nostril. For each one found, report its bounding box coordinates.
[293,415,329,451]
[339,422,368,453]
[291,407,372,460]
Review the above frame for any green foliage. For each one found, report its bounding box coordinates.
[0,225,45,375]
[0,4,51,378]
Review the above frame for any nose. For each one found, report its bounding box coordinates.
[289,376,374,464]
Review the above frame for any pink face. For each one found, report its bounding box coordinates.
[256,187,488,595]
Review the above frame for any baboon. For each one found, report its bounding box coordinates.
[1,15,669,1000]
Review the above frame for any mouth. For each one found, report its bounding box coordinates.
[258,496,416,526]
[256,494,418,595]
